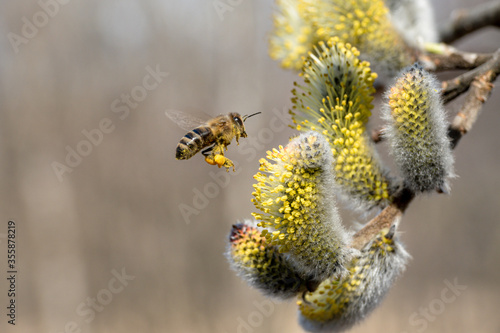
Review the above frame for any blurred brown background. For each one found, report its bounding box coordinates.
[0,1,499,332]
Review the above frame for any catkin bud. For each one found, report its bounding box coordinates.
[269,0,318,70]
[385,0,438,47]
[291,38,394,209]
[298,226,410,332]
[382,63,454,193]
[226,221,311,299]
[252,131,354,281]
[301,0,414,80]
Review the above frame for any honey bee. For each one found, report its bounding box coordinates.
[166,110,261,171]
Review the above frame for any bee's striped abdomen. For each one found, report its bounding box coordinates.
[176,126,214,160]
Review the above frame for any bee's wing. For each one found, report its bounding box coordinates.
[165,109,207,132]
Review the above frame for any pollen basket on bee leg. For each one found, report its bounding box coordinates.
[205,155,217,165]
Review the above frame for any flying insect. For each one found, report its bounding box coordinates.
[166,110,261,171]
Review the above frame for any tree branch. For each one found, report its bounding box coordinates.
[439,0,500,44]
[351,188,414,250]
[449,67,499,148]
[419,44,492,72]
[442,48,500,104]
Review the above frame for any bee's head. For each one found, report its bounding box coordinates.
[230,112,261,138]
[229,112,247,137]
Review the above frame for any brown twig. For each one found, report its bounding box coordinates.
[439,0,500,44]
[419,44,492,72]
[449,69,498,148]
[351,188,414,250]
[353,51,500,249]
[442,48,500,104]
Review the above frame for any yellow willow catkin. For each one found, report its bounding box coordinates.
[291,38,394,209]
[382,63,454,193]
[252,132,354,282]
[298,226,410,332]
[226,221,311,299]
[301,0,414,80]
[269,0,318,70]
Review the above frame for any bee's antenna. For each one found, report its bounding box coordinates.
[243,112,262,121]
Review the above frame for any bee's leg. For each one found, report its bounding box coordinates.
[201,146,214,157]
[221,157,235,172]
[202,143,225,157]
[211,143,225,156]
[204,155,216,166]
[210,146,234,171]
[213,154,228,170]
[202,145,217,166]
[203,144,227,167]
[213,141,236,171]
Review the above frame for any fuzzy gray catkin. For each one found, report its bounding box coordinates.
[252,132,355,282]
[382,64,454,193]
[290,39,395,210]
[226,221,311,299]
[384,0,438,47]
[298,226,410,332]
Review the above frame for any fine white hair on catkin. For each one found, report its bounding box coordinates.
[252,132,356,282]
[382,63,455,193]
[226,219,311,300]
[298,225,410,332]
[385,0,439,47]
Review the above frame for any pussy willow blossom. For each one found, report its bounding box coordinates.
[298,226,410,332]
[382,64,454,193]
[384,0,438,47]
[252,131,354,282]
[269,0,318,70]
[300,0,414,79]
[291,38,394,209]
[226,221,311,299]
